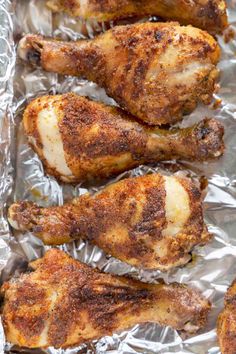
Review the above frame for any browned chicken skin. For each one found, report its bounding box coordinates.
[23,93,224,183]
[1,249,211,348]
[18,23,221,125]
[8,173,211,271]
[218,279,236,354]
[46,0,228,34]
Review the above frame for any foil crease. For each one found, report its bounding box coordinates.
[0,0,236,353]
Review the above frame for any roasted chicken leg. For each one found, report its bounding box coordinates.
[23,93,224,183]
[1,249,211,349]
[217,279,236,354]
[8,173,211,271]
[46,0,228,34]
[18,23,220,125]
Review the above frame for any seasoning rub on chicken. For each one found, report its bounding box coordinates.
[218,279,236,354]
[8,173,212,271]
[46,0,228,34]
[1,249,211,348]
[18,22,220,125]
[23,93,224,183]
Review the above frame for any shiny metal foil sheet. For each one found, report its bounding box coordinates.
[0,1,236,353]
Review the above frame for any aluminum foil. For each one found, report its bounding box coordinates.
[0,0,236,353]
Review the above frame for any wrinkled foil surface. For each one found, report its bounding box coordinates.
[0,1,236,353]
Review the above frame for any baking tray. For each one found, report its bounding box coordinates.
[0,1,236,353]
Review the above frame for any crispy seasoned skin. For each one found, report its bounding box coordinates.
[217,279,236,354]
[46,0,228,34]
[1,249,211,348]
[18,23,221,125]
[8,174,211,271]
[23,93,224,183]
